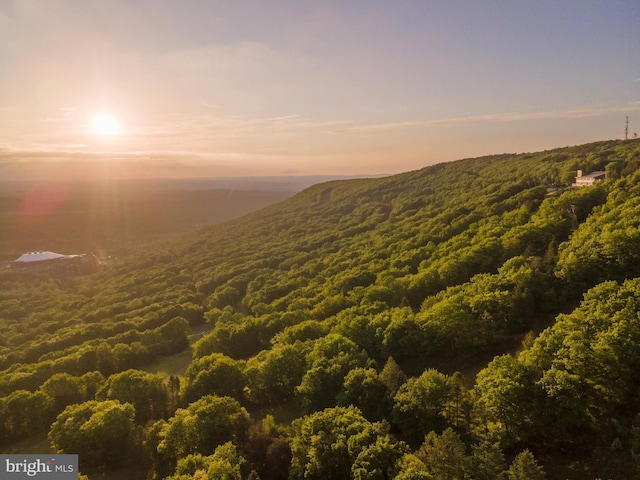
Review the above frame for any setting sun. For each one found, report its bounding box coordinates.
[91,113,121,136]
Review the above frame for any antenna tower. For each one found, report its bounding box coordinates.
[625,116,629,140]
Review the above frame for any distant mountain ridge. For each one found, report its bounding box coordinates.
[0,175,385,259]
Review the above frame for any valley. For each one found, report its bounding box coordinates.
[0,176,342,261]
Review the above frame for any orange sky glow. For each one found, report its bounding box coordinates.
[0,1,639,180]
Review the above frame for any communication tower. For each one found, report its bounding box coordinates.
[625,116,629,140]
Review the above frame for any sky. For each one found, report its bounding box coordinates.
[0,0,639,179]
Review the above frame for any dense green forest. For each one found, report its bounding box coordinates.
[2,139,640,479]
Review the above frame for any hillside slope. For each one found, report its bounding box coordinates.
[1,138,640,479]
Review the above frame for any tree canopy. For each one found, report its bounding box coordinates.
[1,139,640,478]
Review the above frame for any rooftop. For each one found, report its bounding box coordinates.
[13,251,79,263]
[578,170,607,179]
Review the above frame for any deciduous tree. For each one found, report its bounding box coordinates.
[49,400,135,468]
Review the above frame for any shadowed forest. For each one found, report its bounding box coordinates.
[2,139,640,479]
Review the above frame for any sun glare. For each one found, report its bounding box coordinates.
[91,113,121,136]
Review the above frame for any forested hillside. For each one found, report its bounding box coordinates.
[2,139,640,479]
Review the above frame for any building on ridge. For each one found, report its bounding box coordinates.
[571,170,607,188]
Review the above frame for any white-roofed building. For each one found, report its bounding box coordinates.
[572,170,607,188]
[11,251,97,274]
[14,251,69,263]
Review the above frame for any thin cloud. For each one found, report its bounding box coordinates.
[346,104,640,133]
[0,111,358,164]
[0,145,283,165]
[137,114,355,141]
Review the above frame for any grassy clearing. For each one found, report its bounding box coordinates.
[0,432,53,454]
[145,348,193,378]
[144,322,211,378]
